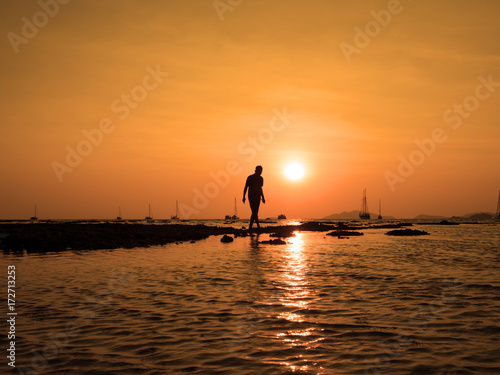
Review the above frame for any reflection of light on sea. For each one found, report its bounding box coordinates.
[279,362,311,373]
[276,232,325,373]
[279,231,308,311]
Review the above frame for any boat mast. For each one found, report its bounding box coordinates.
[30,204,38,220]
[362,189,368,214]
[234,197,237,217]
[176,200,179,217]
[378,199,382,219]
[359,188,371,219]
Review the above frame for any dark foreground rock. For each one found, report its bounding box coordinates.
[326,230,364,237]
[270,230,296,238]
[0,223,233,253]
[220,234,234,243]
[416,220,459,225]
[385,228,429,236]
[259,238,287,245]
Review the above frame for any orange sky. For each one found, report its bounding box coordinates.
[1,0,499,219]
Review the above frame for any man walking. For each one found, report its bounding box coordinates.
[242,165,265,230]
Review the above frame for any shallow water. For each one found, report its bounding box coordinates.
[2,223,500,374]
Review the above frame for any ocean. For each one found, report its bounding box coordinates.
[2,221,499,374]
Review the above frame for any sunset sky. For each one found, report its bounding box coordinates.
[1,0,499,219]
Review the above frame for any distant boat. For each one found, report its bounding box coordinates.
[171,200,180,220]
[278,214,287,220]
[145,204,153,221]
[117,206,123,220]
[225,198,239,220]
[359,189,371,220]
[496,190,500,220]
[378,199,382,220]
[30,204,38,220]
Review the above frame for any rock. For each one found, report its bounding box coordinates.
[417,220,458,225]
[438,220,459,225]
[259,238,286,245]
[270,230,296,238]
[385,228,429,236]
[220,234,234,243]
[326,230,364,237]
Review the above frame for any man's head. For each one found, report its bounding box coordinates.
[255,165,263,175]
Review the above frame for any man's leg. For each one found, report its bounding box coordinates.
[250,198,261,230]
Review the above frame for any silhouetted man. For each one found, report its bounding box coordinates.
[242,165,265,230]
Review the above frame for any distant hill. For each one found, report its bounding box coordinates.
[416,212,496,221]
[413,214,447,220]
[323,211,496,221]
[322,211,396,220]
[451,212,495,220]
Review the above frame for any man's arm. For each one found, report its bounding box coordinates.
[242,179,248,203]
[261,178,265,203]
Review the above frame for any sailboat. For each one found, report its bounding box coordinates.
[378,199,382,220]
[496,190,500,220]
[30,205,38,220]
[225,198,239,220]
[171,200,180,220]
[116,207,123,221]
[232,198,239,220]
[359,189,371,220]
[145,204,153,221]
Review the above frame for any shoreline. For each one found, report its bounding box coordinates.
[0,220,493,254]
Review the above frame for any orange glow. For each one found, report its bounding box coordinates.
[1,2,499,219]
[277,232,310,318]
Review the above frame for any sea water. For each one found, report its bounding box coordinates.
[1,222,499,374]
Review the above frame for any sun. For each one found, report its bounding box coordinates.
[284,162,305,180]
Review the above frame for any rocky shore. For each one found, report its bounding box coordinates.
[0,220,438,253]
[0,221,350,253]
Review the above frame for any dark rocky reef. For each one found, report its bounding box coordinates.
[0,223,232,253]
[326,230,364,237]
[259,238,287,245]
[0,220,430,253]
[270,229,296,238]
[416,220,459,226]
[385,228,429,236]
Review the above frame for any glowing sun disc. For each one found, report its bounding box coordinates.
[284,163,305,180]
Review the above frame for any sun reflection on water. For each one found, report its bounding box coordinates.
[279,231,309,310]
[275,232,325,372]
